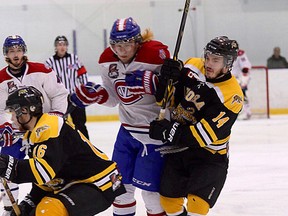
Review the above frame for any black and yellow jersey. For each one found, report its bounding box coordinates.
[14,113,124,200]
[171,58,244,155]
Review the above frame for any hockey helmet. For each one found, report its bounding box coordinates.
[6,86,44,117]
[204,36,239,68]
[3,35,27,56]
[109,17,142,45]
[54,35,69,46]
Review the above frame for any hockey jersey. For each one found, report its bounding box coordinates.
[171,58,244,154]
[14,113,124,201]
[231,49,252,86]
[0,62,68,124]
[98,40,170,144]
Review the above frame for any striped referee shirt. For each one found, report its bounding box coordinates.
[45,53,88,94]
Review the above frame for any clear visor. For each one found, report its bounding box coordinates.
[110,37,135,45]
[5,104,24,117]
[4,45,26,55]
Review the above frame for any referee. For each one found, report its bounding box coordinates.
[45,35,89,138]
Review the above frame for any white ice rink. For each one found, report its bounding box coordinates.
[1,115,288,216]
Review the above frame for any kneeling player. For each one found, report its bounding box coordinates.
[0,86,125,216]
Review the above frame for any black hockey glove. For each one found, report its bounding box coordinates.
[160,58,183,83]
[149,119,182,145]
[0,154,18,181]
[11,194,36,216]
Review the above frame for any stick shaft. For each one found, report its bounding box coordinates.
[1,178,21,216]
[158,0,191,120]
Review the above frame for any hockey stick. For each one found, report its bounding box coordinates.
[63,103,76,120]
[158,0,191,120]
[1,178,21,216]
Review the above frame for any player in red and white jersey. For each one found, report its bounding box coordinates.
[231,49,252,119]
[0,35,68,215]
[70,17,170,216]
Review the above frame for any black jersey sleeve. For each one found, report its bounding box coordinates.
[171,76,243,154]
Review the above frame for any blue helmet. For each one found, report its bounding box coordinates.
[3,35,27,56]
[109,17,142,45]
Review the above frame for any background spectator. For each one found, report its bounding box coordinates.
[267,47,288,69]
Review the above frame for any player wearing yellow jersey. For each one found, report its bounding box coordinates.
[149,36,243,216]
[0,86,125,216]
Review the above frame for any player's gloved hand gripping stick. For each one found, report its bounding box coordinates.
[158,0,191,120]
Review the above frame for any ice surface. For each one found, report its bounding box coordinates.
[1,115,288,215]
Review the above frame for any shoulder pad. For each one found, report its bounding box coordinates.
[134,40,170,64]
[99,47,118,64]
[26,62,52,74]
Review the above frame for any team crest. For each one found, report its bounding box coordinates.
[108,64,119,79]
[159,49,167,60]
[7,81,17,94]
[110,173,122,191]
[232,95,243,104]
[114,79,143,105]
[35,125,49,137]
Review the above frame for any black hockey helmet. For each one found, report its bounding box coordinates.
[54,35,69,46]
[204,36,239,68]
[6,86,44,117]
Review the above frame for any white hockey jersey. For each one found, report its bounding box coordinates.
[98,40,170,144]
[231,49,252,87]
[0,62,69,124]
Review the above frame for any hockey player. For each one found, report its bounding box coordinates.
[149,36,244,216]
[70,17,170,216]
[0,86,126,216]
[45,35,90,138]
[0,35,68,215]
[231,49,252,120]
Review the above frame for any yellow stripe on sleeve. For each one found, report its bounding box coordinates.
[190,126,206,147]
[200,119,217,141]
[29,159,44,185]
[36,158,56,179]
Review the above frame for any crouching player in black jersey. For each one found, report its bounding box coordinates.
[0,86,125,216]
[149,36,244,216]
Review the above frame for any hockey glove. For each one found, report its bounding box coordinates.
[160,58,183,83]
[0,122,15,147]
[11,194,36,216]
[125,70,159,95]
[70,82,109,108]
[0,154,18,181]
[149,119,182,145]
